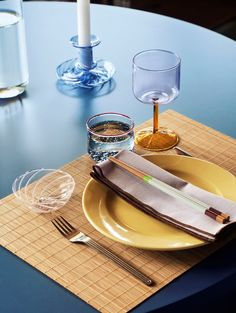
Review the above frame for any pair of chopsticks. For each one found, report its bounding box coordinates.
[109,156,230,224]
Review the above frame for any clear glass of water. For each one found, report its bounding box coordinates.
[133,49,181,151]
[0,0,29,99]
[86,112,135,162]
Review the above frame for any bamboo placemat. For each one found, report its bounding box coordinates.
[0,110,236,313]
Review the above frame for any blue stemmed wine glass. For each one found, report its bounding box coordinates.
[132,49,181,151]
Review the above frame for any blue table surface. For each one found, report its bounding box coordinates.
[0,2,236,312]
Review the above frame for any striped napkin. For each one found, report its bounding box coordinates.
[90,150,236,242]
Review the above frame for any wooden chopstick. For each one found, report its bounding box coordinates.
[109,156,230,224]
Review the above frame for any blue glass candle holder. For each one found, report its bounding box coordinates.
[57,34,115,88]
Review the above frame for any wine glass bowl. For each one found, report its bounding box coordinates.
[132,49,181,151]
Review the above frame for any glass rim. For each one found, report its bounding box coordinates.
[86,112,135,138]
[133,49,181,72]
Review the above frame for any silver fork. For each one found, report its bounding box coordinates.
[51,216,154,286]
[174,146,192,156]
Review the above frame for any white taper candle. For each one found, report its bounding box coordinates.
[77,0,91,47]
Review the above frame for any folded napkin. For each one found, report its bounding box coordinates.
[90,150,236,242]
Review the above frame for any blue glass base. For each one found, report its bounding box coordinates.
[56,34,115,88]
[57,58,115,88]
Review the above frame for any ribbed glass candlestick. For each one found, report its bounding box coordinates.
[57,34,115,88]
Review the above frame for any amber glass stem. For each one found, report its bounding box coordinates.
[153,103,159,134]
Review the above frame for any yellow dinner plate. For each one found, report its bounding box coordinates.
[82,155,236,250]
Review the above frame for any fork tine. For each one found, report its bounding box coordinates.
[52,219,67,236]
[52,216,76,237]
[58,216,76,232]
[54,217,72,235]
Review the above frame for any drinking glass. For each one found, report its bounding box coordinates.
[132,49,181,151]
[0,0,29,98]
[86,112,134,162]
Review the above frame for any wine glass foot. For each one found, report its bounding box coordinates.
[135,127,179,151]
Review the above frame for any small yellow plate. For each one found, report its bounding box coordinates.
[82,155,236,250]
